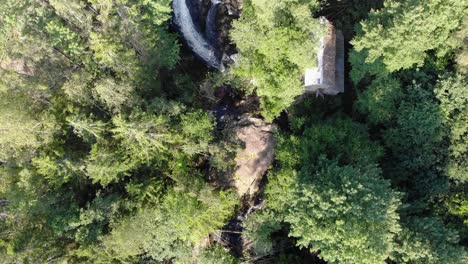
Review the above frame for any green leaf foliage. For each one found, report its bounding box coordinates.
[198,244,239,264]
[434,75,468,182]
[352,0,467,73]
[355,76,403,125]
[245,118,401,263]
[1,0,467,262]
[104,190,236,262]
[286,158,401,264]
[231,0,324,121]
[394,217,467,264]
[383,86,445,173]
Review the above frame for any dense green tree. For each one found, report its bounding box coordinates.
[0,89,56,164]
[244,118,401,263]
[453,19,468,74]
[393,217,467,264]
[48,0,94,32]
[446,192,468,227]
[383,86,444,174]
[0,1,236,262]
[104,189,236,262]
[434,75,468,182]
[440,189,468,245]
[231,0,324,120]
[1,0,467,262]
[317,0,384,38]
[349,2,468,263]
[243,209,283,256]
[355,76,403,125]
[69,193,120,245]
[92,78,136,112]
[300,118,383,166]
[85,142,137,186]
[352,0,466,74]
[0,167,82,262]
[286,158,401,264]
[349,0,466,196]
[198,244,239,264]
[45,18,88,62]
[377,84,451,211]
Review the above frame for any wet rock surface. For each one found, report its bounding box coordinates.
[185,0,243,64]
[172,0,224,69]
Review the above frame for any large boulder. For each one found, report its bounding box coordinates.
[228,114,276,197]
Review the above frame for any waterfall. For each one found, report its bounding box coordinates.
[206,0,222,44]
[173,0,224,70]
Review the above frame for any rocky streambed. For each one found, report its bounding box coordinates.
[174,0,281,259]
[199,0,242,55]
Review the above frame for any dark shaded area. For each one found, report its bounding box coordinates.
[273,111,291,132]
[317,0,385,40]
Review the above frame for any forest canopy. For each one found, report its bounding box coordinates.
[0,0,467,263]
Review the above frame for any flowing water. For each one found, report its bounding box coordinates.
[206,0,222,44]
[173,0,224,70]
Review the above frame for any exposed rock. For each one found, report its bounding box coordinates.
[0,59,35,76]
[227,114,276,198]
[211,0,242,56]
[225,3,241,17]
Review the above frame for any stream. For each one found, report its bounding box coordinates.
[173,0,224,70]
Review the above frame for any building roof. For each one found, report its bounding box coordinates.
[304,19,344,95]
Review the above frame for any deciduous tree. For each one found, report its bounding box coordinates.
[231,0,323,120]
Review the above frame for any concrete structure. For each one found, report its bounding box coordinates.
[304,19,344,95]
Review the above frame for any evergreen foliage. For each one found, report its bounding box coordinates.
[0,0,466,263]
[104,190,236,262]
[198,244,239,264]
[434,75,468,182]
[394,217,467,264]
[286,158,401,264]
[244,118,401,263]
[352,0,467,73]
[231,0,324,121]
